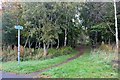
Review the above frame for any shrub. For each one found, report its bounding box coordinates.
[60,47,73,55]
[48,48,60,57]
[1,46,77,62]
[32,49,43,60]
[99,43,114,52]
[2,49,17,62]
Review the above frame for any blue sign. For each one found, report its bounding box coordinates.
[15,25,23,30]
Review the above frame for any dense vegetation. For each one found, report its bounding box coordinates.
[1,47,78,62]
[2,2,120,53]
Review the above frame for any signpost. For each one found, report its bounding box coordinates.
[15,25,23,65]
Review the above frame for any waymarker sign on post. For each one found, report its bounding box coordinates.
[15,25,23,65]
[15,25,23,30]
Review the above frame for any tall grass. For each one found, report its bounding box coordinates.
[90,49,118,63]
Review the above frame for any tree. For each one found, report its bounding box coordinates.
[2,2,23,47]
[2,2,119,56]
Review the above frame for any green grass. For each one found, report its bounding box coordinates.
[1,51,78,74]
[41,50,118,78]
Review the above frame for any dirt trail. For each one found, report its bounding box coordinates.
[28,46,85,77]
[1,46,85,78]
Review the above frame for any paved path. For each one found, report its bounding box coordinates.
[0,71,32,78]
[0,71,2,79]
[1,46,85,78]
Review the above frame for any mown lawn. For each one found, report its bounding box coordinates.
[41,50,118,78]
[1,52,78,74]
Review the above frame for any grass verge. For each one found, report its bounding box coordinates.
[41,50,118,78]
[1,50,78,74]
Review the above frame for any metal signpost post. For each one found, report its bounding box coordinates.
[15,25,23,65]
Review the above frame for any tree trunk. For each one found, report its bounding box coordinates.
[43,43,48,56]
[64,29,67,47]
[114,0,119,54]
[24,36,29,48]
[101,36,104,45]
[30,42,33,47]
[47,43,49,49]
[35,41,38,49]
[95,31,97,45]
[28,40,33,49]
[57,38,59,49]
[28,40,31,49]
[51,43,53,48]
[39,42,41,48]
[109,36,111,45]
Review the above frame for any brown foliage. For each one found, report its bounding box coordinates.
[13,45,24,57]
[99,42,120,53]
[99,43,114,52]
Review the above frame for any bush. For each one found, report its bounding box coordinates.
[23,48,43,60]
[2,49,17,62]
[99,43,114,52]
[1,47,77,62]
[48,47,76,57]
[48,49,60,57]
[99,42,120,53]
[60,47,73,55]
